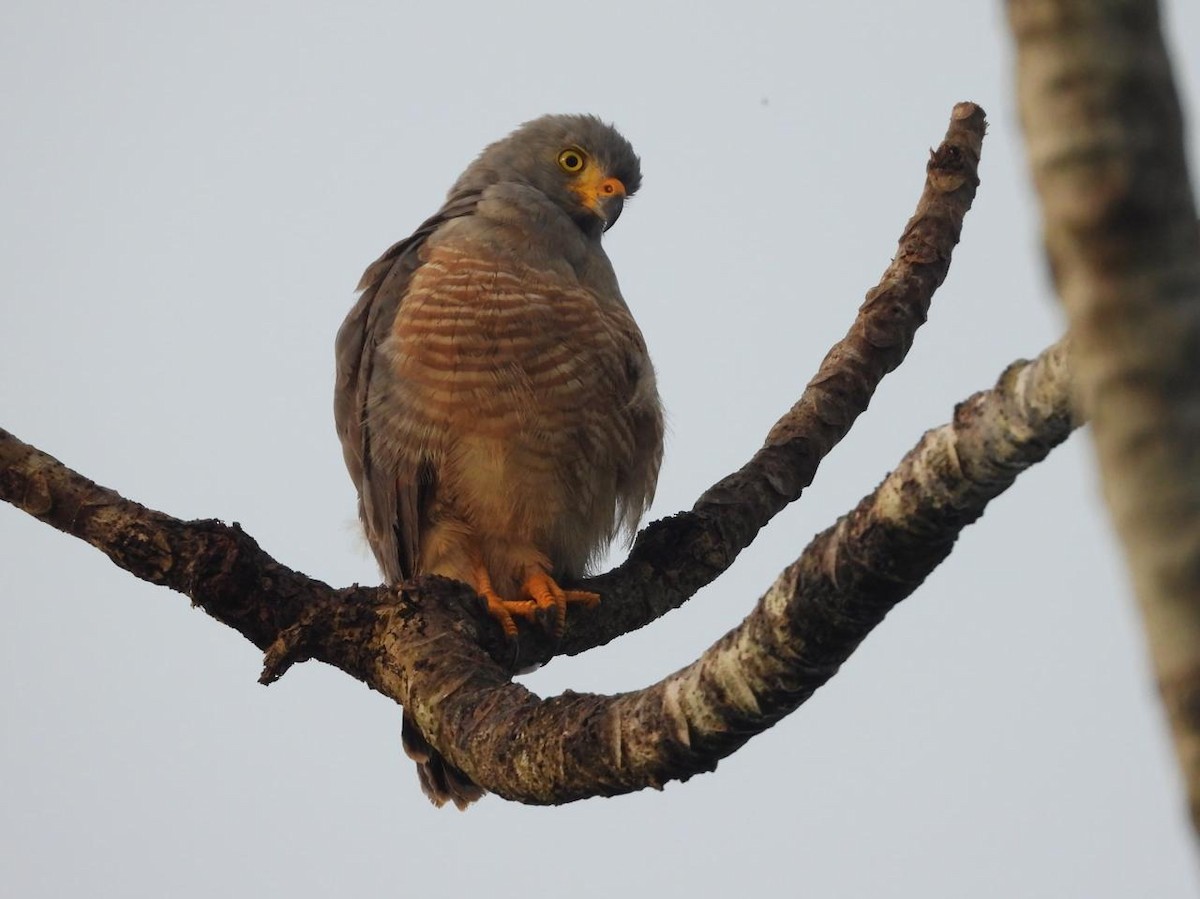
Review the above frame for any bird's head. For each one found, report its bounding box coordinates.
[451,114,642,237]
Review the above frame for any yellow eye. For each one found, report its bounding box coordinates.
[557,147,587,173]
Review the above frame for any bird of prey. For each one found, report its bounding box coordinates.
[334,114,664,808]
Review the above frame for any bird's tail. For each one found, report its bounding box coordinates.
[401,712,485,810]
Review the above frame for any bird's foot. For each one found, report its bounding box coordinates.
[471,563,537,638]
[521,570,600,635]
[482,593,538,639]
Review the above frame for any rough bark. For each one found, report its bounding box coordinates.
[0,102,1025,804]
[549,101,989,661]
[400,340,1078,801]
[0,339,1079,802]
[1008,0,1200,833]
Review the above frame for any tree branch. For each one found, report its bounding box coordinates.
[0,101,1020,805]
[398,339,1079,802]
[1008,0,1200,833]
[0,337,1080,802]
[542,100,989,662]
[0,426,380,664]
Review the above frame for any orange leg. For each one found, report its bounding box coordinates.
[472,561,537,638]
[521,569,600,635]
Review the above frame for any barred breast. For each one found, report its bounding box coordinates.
[378,243,661,596]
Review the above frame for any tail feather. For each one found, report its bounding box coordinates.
[401,712,485,810]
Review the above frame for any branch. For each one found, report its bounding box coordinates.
[0,101,1001,804]
[1008,0,1200,833]
[0,102,988,674]
[0,337,1081,802]
[0,426,381,671]
[542,101,988,662]
[357,340,1082,802]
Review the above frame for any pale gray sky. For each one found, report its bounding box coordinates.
[2,2,1198,897]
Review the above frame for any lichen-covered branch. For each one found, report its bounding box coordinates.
[0,426,383,669]
[400,340,1079,802]
[0,101,1003,806]
[547,101,988,661]
[0,338,1079,804]
[1008,0,1200,832]
[1,105,985,677]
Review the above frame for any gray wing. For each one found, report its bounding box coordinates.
[333,192,479,583]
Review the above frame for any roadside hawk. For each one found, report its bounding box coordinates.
[334,114,664,809]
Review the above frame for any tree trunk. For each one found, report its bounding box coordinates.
[1008,0,1200,835]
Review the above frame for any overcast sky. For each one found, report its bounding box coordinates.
[3,2,1199,897]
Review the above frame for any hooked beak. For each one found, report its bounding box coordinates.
[598,191,625,231]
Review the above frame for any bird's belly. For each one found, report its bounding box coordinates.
[437,378,630,574]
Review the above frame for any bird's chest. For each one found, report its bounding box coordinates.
[388,253,632,437]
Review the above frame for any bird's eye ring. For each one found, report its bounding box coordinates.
[557,147,586,173]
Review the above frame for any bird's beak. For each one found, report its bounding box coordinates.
[598,191,625,231]
[572,173,627,232]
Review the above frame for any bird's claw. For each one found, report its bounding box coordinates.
[521,570,600,635]
[481,593,538,639]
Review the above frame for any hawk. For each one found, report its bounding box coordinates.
[334,114,664,808]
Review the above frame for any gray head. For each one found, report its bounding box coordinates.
[449,114,642,237]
